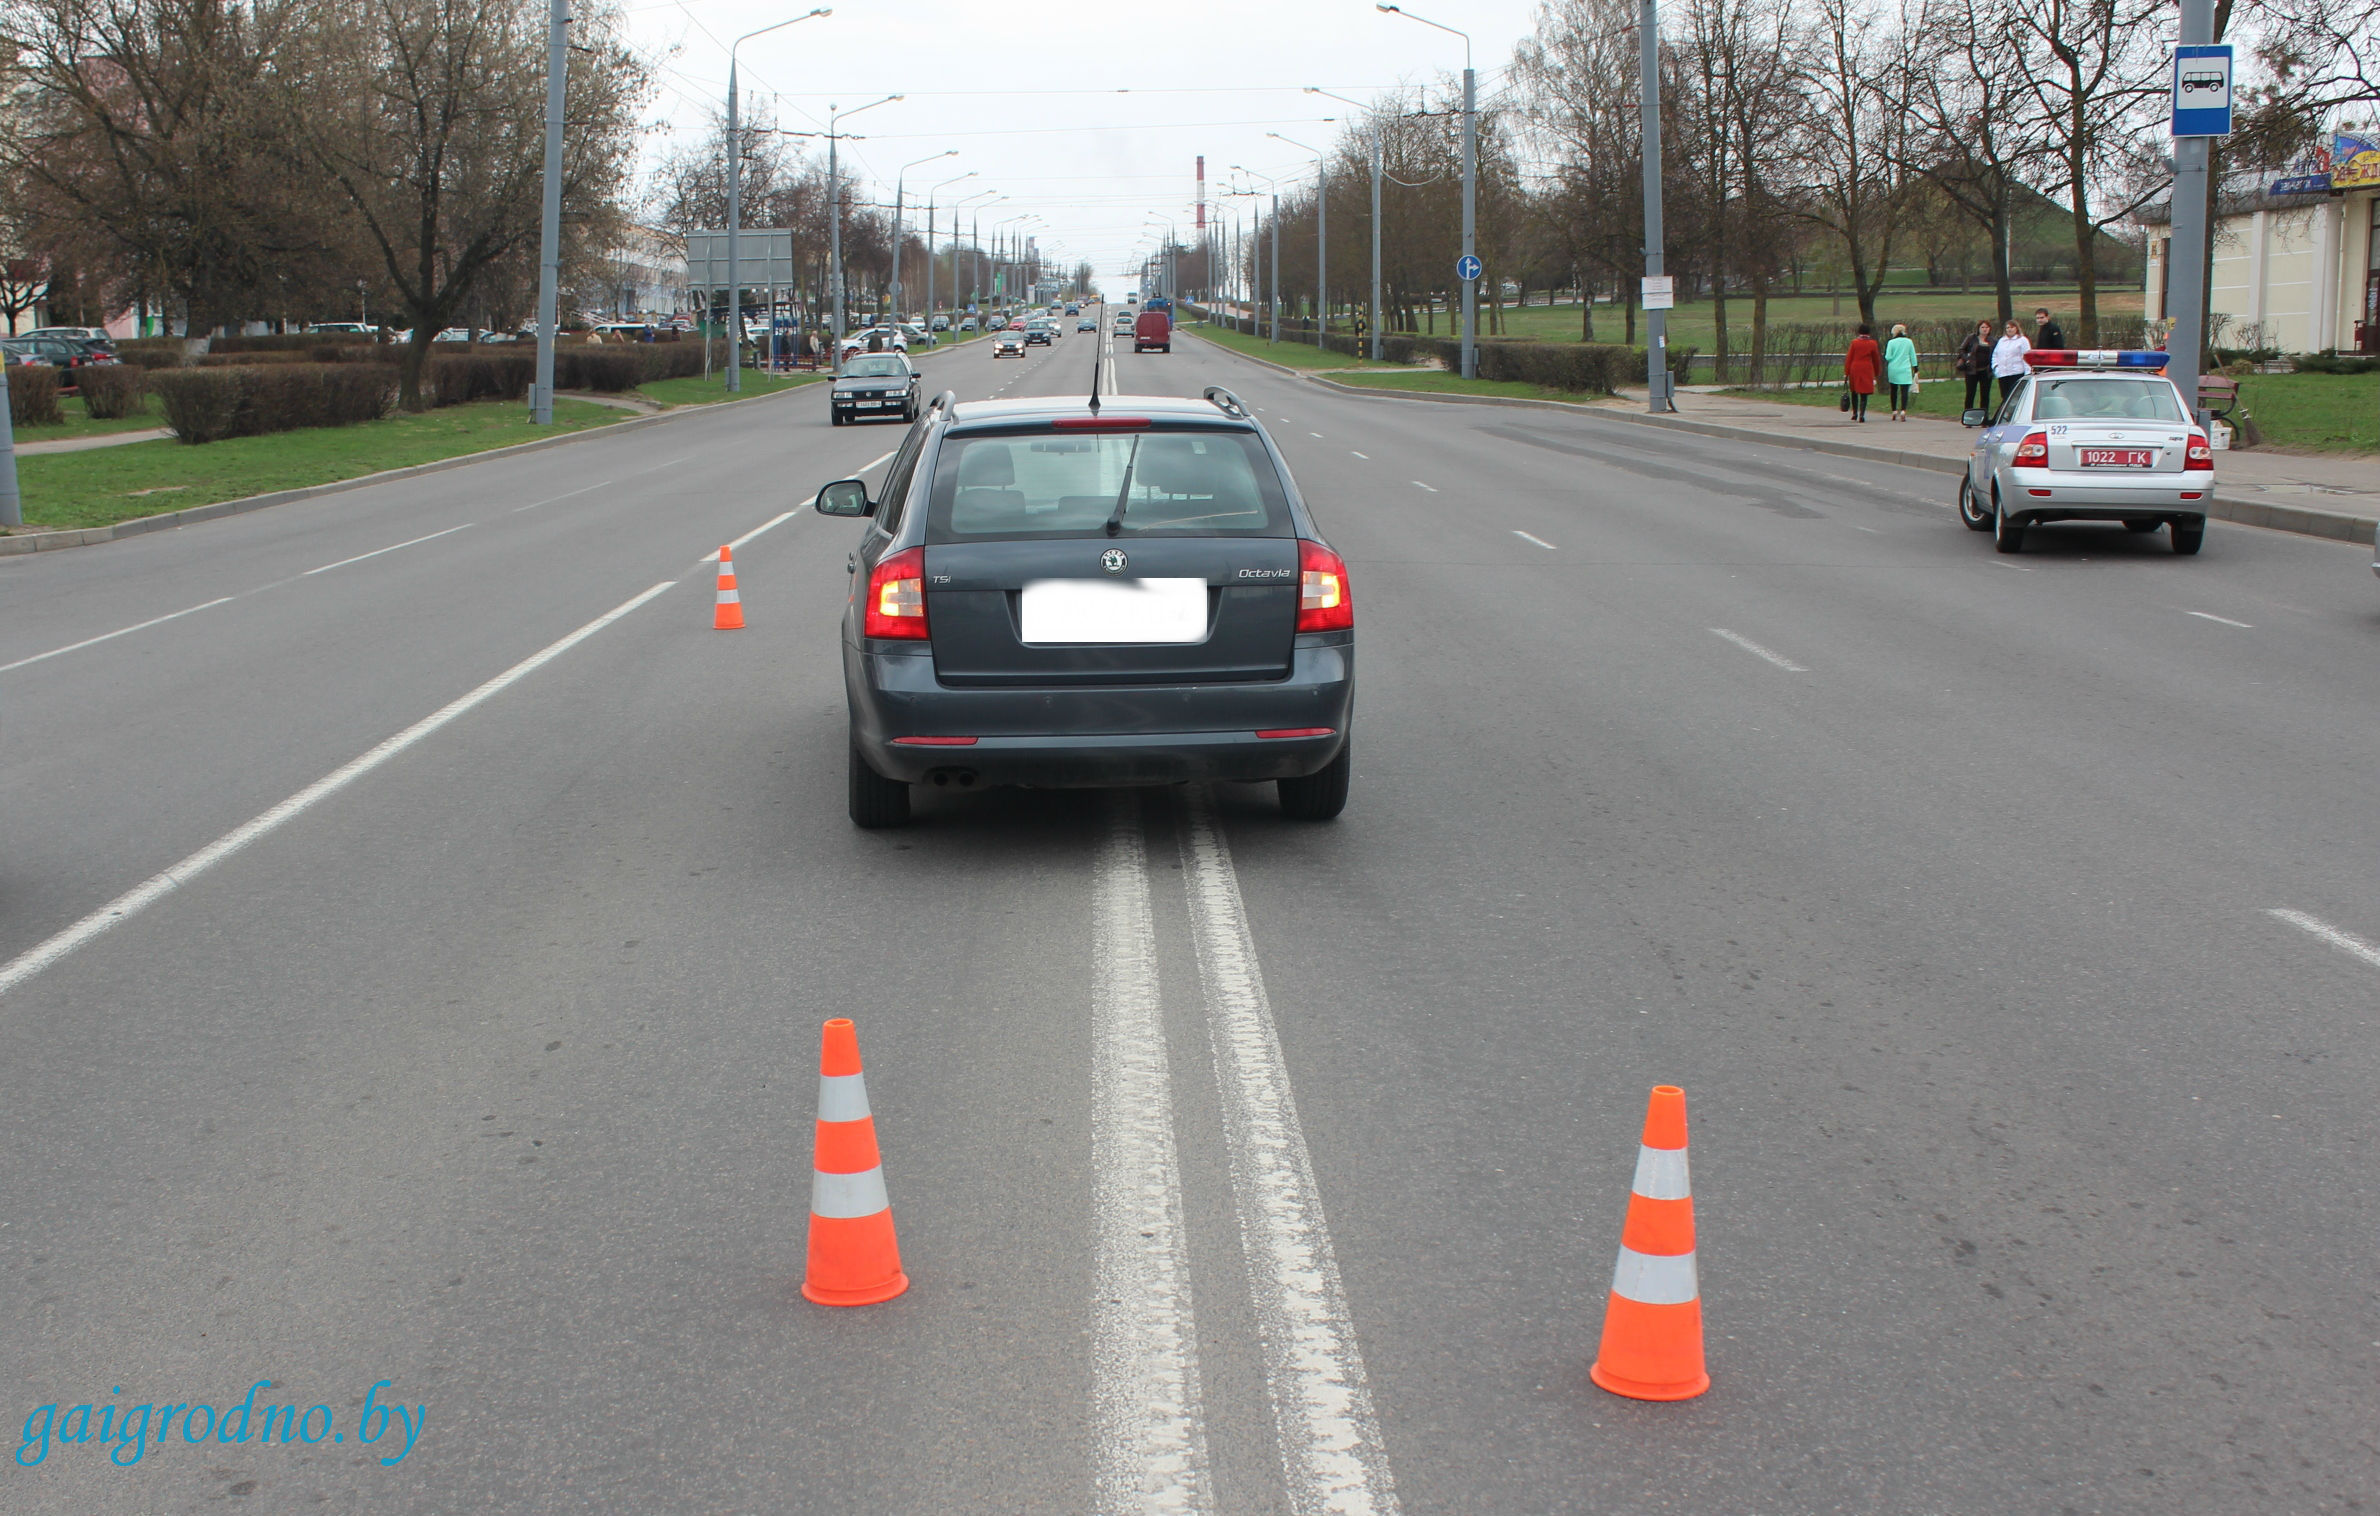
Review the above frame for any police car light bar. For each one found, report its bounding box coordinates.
[2023,349,2170,369]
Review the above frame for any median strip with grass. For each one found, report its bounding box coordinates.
[1186,322,1404,371]
[9,397,627,533]
[1318,370,1615,406]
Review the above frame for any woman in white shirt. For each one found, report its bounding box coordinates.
[1990,319,2031,409]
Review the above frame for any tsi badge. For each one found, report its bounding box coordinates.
[1101,548,1128,574]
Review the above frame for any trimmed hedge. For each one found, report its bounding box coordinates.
[196,349,320,367]
[2295,353,2380,375]
[1469,340,1634,394]
[553,347,644,392]
[75,364,148,419]
[427,352,534,405]
[115,340,190,370]
[150,363,395,443]
[8,365,64,426]
[214,333,370,353]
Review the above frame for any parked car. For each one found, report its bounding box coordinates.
[1,334,117,389]
[1959,350,2210,555]
[930,315,951,332]
[24,326,113,348]
[958,317,979,332]
[307,322,372,335]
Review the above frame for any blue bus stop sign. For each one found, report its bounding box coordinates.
[2172,45,2233,137]
[1456,254,1483,282]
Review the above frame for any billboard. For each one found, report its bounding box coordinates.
[2331,133,2380,190]
[684,229,795,291]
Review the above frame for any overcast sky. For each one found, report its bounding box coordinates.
[623,0,1545,293]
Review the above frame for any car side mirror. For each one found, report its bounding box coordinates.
[1960,409,1989,428]
[815,479,874,517]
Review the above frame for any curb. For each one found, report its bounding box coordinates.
[1299,371,2378,548]
[0,377,830,558]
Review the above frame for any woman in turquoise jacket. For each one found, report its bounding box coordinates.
[1882,324,1920,421]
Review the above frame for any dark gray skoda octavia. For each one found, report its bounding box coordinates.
[812,387,1354,828]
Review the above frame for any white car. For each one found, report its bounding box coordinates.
[1959,351,2212,555]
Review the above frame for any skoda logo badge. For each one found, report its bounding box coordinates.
[1101,549,1128,574]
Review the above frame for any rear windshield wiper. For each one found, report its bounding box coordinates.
[1104,435,1143,537]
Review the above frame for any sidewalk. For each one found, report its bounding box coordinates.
[1586,387,2377,544]
[15,427,173,456]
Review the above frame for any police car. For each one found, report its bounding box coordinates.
[1958,350,2214,555]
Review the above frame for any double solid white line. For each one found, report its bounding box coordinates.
[1091,791,1400,1515]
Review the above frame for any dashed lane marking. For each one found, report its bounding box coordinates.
[1513,531,1557,550]
[302,522,475,576]
[1710,627,1810,673]
[1350,451,1368,460]
[2187,611,2253,628]
[1412,482,1437,493]
[0,580,677,999]
[2267,909,2380,971]
[0,597,237,675]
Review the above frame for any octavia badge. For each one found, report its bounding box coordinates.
[1101,548,1127,574]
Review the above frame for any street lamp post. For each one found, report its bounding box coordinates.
[1379,4,1475,379]
[890,149,957,326]
[724,9,830,394]
[1146,216,1176,301]
[1638,0,1672,412]
[529,0,568,423]
[1269,133,1326,350]
[923,171,977,335]
[826,93,901,363]
[1309,87,1383,361]
[1232,169,1280,343]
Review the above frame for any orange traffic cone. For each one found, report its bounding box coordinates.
[1589,1085,1709,1401]
[802,1017,908,1306]
[713,546,745,630]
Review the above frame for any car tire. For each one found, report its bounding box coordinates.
[1959,474,1992,531]
[830,407,846,427]
[848,742,911,829]
[2124,518,2162,533]
[1994,493,2026,554]
[2171,518,2206,555]
[1277,740,1352,821]
[904,397,919,422]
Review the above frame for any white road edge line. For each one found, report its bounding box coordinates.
[0,580,676,999]
[1710,627,1810,673]
[2187,610,2254,628]
[1513,531,1558,551]
[859,450,896,473]
[1178,788,1401,1516]
[302,522,474,576]
[701,510,803,564]
[0,597,237,675]
[2266,909,2380,971]
[1091,796,1214,1515]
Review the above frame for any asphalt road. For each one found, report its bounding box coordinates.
[3,309,2377,1513]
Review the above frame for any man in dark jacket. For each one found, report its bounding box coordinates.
[2034,307,2066,351]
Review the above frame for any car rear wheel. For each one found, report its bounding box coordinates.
[1958,474,1992,531]
[1994,493,2026,554]
[848,742,911,828]
[2171,518,2206,555]
[1277,741,1351,821]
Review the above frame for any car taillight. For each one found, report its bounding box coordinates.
[863,547,928,639]
[2012,431,2050,466]
[1296,539,1352,632]
[2184,434,2213,470]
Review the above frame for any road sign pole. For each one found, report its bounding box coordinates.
[1639,0,1670,413]
[0,361,21,528]
[2166,14,2226,430]
[1460,63,1477,380]
[530,0,568,424]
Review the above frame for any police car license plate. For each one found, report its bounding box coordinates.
[2078,448,2154,468]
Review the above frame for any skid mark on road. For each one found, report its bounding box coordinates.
[1091,797,1213,1515]
[1178,789,1401,1516]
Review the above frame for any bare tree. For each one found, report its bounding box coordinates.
[1905,0,2048,322]
[1791,0,1922,329]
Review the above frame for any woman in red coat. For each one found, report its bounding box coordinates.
[1842,325,1881,423]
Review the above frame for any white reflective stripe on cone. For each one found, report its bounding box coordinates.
[812,1165,891,1219]
[817,1072,871,1123]
[1631,1144,1691,1201]
[716,589,741,603]
[1610,1246,1699,1306]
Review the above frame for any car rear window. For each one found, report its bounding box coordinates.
[2031,377,2184,423]
[925,428,1291,543]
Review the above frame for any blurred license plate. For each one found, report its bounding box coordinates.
[2079,448,2155,468]
[1022,579,1208,644]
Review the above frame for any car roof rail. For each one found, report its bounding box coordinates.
[1203,385,1250,420]
[928,389,957,415]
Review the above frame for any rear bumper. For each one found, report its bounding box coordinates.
[847,640,1354,786]
[1999,467,2211,515]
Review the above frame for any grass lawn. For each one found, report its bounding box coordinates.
[638,369,829,407]
[1471,287,2147,352]
[9,394,170,442]
[10,396,624,534]
[1729,368,2378,453]
[1184,322,1401,371]
[1322,371,1611,406]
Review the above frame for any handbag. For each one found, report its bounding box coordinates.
[1839,388,1852,413]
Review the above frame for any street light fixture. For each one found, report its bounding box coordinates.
[958,192,1003,309]
[1308,86,1384,361]
[826,93,901,357]
[1377,3,1476,380]
[1269,133,1327,350]
[890,150,958,325]
[724,8,831,392]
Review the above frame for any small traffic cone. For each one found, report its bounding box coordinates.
[802,1017,908,1306]
[713,546,745,630]
[1589,1085,1709,1401]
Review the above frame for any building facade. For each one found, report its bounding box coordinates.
[2143,134,2380,354]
